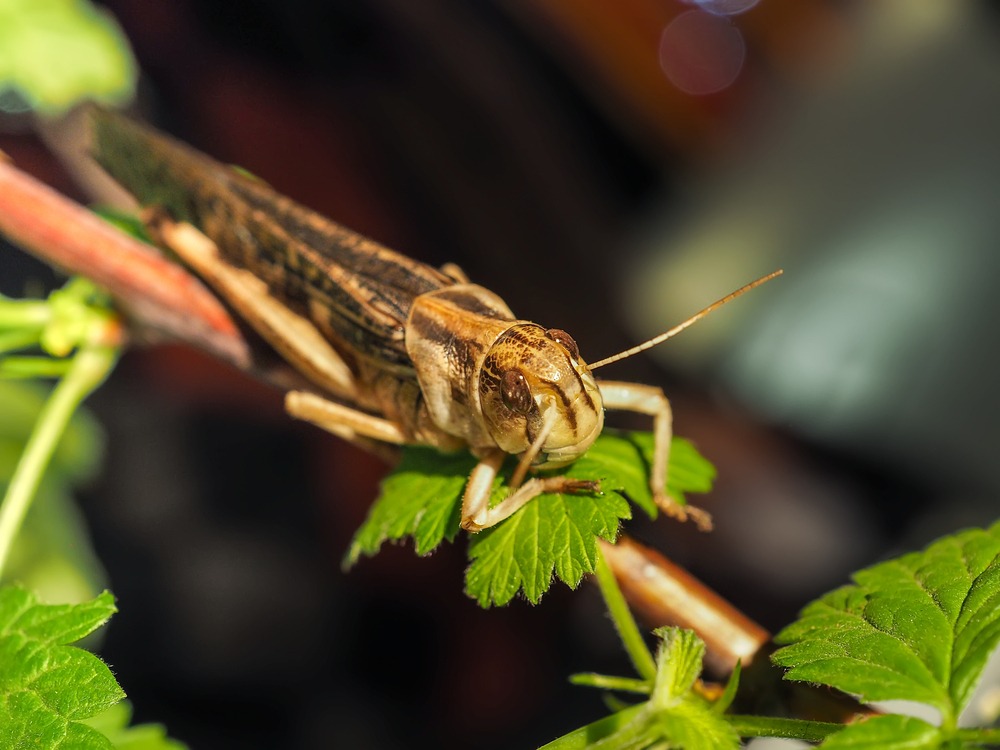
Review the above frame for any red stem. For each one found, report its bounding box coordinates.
[0,156,250,368]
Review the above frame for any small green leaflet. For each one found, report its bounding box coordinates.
[540,628,739,750]
[0,586,123,750]
[773,522,1000,740]
[348,432,716,607]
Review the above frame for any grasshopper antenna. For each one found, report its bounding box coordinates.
[588,269,783,371]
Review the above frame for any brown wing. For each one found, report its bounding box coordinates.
[89,106,455,369]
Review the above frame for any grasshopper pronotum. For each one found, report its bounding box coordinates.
[89,107,780,532]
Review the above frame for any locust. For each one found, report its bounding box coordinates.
[87,106,780,533]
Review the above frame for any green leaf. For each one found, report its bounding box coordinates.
[0,586,124,749]
[773,523,1000,726]
[349,431,715,606]
[83,702,188,750]
[818,714,940,749]
[345,447,473,566]
[582,628,739,750]
[0,0,136,114]
[464,484,629,606]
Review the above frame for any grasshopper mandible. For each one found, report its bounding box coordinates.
[88,107,780,532]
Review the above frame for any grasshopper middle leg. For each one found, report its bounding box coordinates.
[597,380,712,531]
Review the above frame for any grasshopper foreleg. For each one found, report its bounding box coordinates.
[459,450,599,532]
[597,380,712,531]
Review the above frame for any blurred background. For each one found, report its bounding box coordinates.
[2,0,1000,747]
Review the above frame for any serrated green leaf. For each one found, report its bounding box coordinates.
[349,431,715,606]
[0,0,136,114]
[84,702,188,750]
[0,586,124,749]
[773,523,1000,725]
[464,486,629,606]
[0,692,113,750]
[818,714,940,749]
[345,447,473,566]
[0,586,114,643]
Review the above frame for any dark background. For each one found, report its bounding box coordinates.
[3,1,1000,747]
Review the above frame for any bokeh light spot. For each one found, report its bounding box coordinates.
[686,0,761,16]
[659,10,746,96]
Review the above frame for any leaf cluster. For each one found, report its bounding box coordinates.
[348,432,716,606]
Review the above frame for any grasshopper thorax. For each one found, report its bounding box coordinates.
[479,324,604,468]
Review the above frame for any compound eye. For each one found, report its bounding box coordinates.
[545,328,580,360]
[500,369,533,414]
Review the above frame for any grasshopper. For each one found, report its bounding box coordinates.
[88,106,779,532]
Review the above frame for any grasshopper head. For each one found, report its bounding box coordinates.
[479,324,604,468]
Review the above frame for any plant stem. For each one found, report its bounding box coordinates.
[956,727,1000,745]
[0,330,44,355]
[0,298,50,327]
[595,546,657,682]
[727,715,843,742]
[0,342,117,579]
[569,673,652,694]
[0,356,73,378]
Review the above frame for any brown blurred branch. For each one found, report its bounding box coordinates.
[599,536,769,675]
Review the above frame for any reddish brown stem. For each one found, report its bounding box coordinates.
[600,536,770,675]
[0,156,250,368]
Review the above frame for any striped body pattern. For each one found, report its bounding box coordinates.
[90,107,606,471]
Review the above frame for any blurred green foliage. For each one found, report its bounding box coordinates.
[0,380,107,602]
[0,0,136,114]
